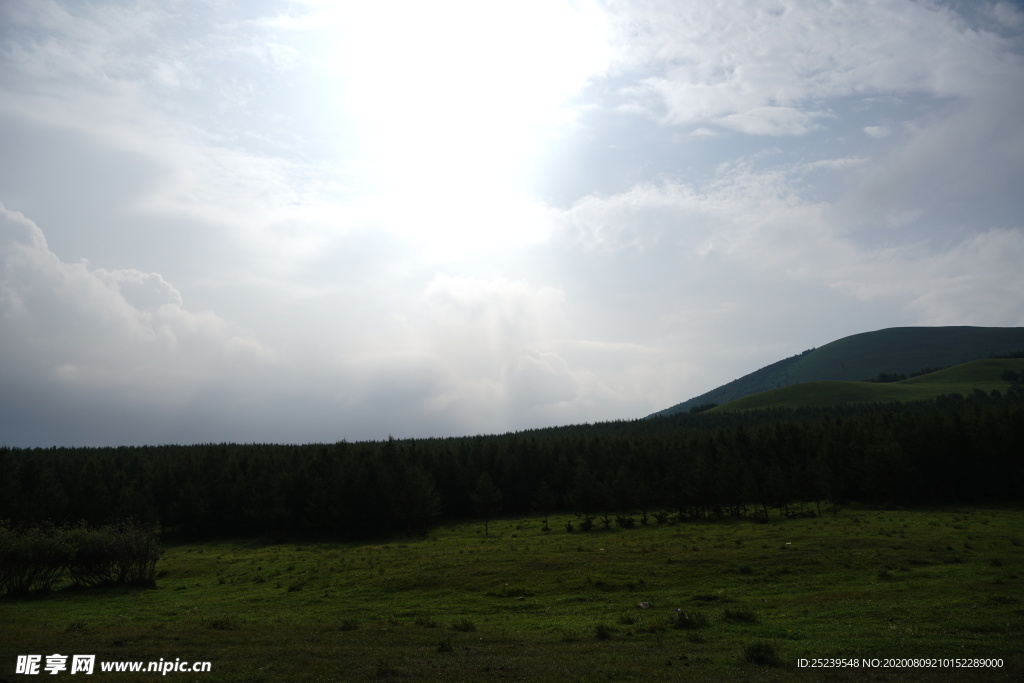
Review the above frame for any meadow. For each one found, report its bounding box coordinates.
[3,506,1023,681]
[711,358,1024,412]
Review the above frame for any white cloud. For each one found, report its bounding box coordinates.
[718,106,828,137]
[604,0,1014,133]
[991,2,1024,28]
[0,204,272,404]
[1,1,1022,444]
[551,153,1024,331]
[95,268,183,311]
[795,157,868,173]
[503,350,577,407]
[829,229,1024,327]
[349,273,655,432]
[559,181,709,251]
[839,86,1024,231]
[416,275,572,412]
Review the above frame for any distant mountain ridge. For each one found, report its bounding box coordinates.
[649,326,1024,418]
[711,357,1024,413]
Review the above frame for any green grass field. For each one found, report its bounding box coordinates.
[3,507,1023,681]
[713,358,1024,412]
[785,327,1024,386]
[653,326,1024,416]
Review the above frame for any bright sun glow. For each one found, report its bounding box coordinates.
[316,0,611,258]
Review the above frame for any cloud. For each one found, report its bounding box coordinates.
[990,2,1024,29]
[604,0,1014,133]
[1,1,1022,445]
[358,274,654,432]
[0,0,349,273]
[413,275,573,424]
[503,351,577,407]
[558,180,709,252]
[829,228,1024,327]
[95,268,183,311]
[717,106,828,137]
[0,204,272,421]
[842,89,1024,230]
[0,204,657,444]
[551,153,1024,329]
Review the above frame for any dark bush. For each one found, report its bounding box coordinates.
[744,641,783,666]
[0,523,72,595]
[670,610,710,630]
[65,524,118,587]
[450,618,476,632]
[0,519,161,596]
[723,608,760,623]
[112,520,162,586]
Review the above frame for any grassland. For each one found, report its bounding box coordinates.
[785,327,1024,385]
[654,326,1024,416]
[3,506,1023,681]
[712,358,1024,412]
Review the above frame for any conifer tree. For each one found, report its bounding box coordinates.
[470,473,503,536]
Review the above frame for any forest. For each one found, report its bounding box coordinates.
[2,382,1022,543]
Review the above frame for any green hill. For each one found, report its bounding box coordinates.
[649,326,1024,417]
[711,358,1024,412]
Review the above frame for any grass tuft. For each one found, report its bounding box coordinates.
[450,618,476,632]
[205,615,237,630]
[670,610,710,630]
[723,608,760,624]
[744,641,784,667]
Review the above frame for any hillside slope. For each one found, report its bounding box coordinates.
[711,358,1024,412]
[649,326,1024,417]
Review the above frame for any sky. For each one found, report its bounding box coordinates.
[2,0,1024,447]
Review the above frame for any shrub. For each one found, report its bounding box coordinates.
[205,615,237,630]
[0,520,162,597]
[486,585,535,598]
[450,618,476,632]
[0,523,72,595]
[415,615,439,628]
[374,658,397,677]
[64,524,118,587]
[670,610,710,630]
[724,608,760,623]
[108,520,162,587]
[744,641,783,667]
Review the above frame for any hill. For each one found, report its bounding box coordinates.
[711,357,1024,412]
[649,326,1024,417]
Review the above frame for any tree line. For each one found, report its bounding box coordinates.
[0,519,161,596]
[1,385,1022,541]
